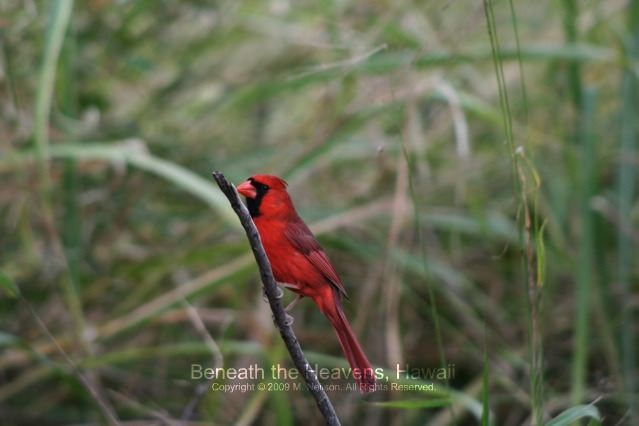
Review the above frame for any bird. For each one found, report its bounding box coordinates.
[236,174,376,392]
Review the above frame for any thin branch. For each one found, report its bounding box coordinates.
[212,171,340,426]
[178,299,224,424]
[21,298,120,425]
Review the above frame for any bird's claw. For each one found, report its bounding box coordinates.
[275,286,284,298]
[271,312,294,330]
[262,284,284,303]
[284,313,294,325]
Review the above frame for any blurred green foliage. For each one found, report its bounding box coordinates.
[0,0,635,424]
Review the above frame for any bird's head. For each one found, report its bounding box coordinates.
[237,174,292,218]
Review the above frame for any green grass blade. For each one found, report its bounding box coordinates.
[372,399,451,409]
[561,0,582,108]
[402,143,453,420]
[33,0,73,176]
[1,144,241,228]
[0,268,20,298]
[481,322,489,426]
[618,0,639,415]
[546,404,601,426]
[483,1,547,423]
[571,88,598,405]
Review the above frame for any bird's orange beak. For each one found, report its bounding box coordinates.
[237,180,257,199]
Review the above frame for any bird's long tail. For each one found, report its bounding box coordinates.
[319,294,376,393]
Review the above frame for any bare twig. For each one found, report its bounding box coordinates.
[171,268,225,424]
[212,171,340,426]
[21,298,120,425]
[178,299,224,424]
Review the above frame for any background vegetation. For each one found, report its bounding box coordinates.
[0,0,636,424]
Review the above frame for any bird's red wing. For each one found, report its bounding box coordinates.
[305,250,349,299]
[285,222,350,300]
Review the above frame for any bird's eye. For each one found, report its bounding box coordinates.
[261,184,269,191]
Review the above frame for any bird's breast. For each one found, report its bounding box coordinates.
[254,219,327,299]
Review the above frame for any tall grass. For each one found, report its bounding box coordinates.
[618,0,639,418]
[33,0,73,176]
[572,87,597,407]
[483,0,545,423]
[0,1,633,424]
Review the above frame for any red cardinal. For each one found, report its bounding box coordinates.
[237,175,376,392]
